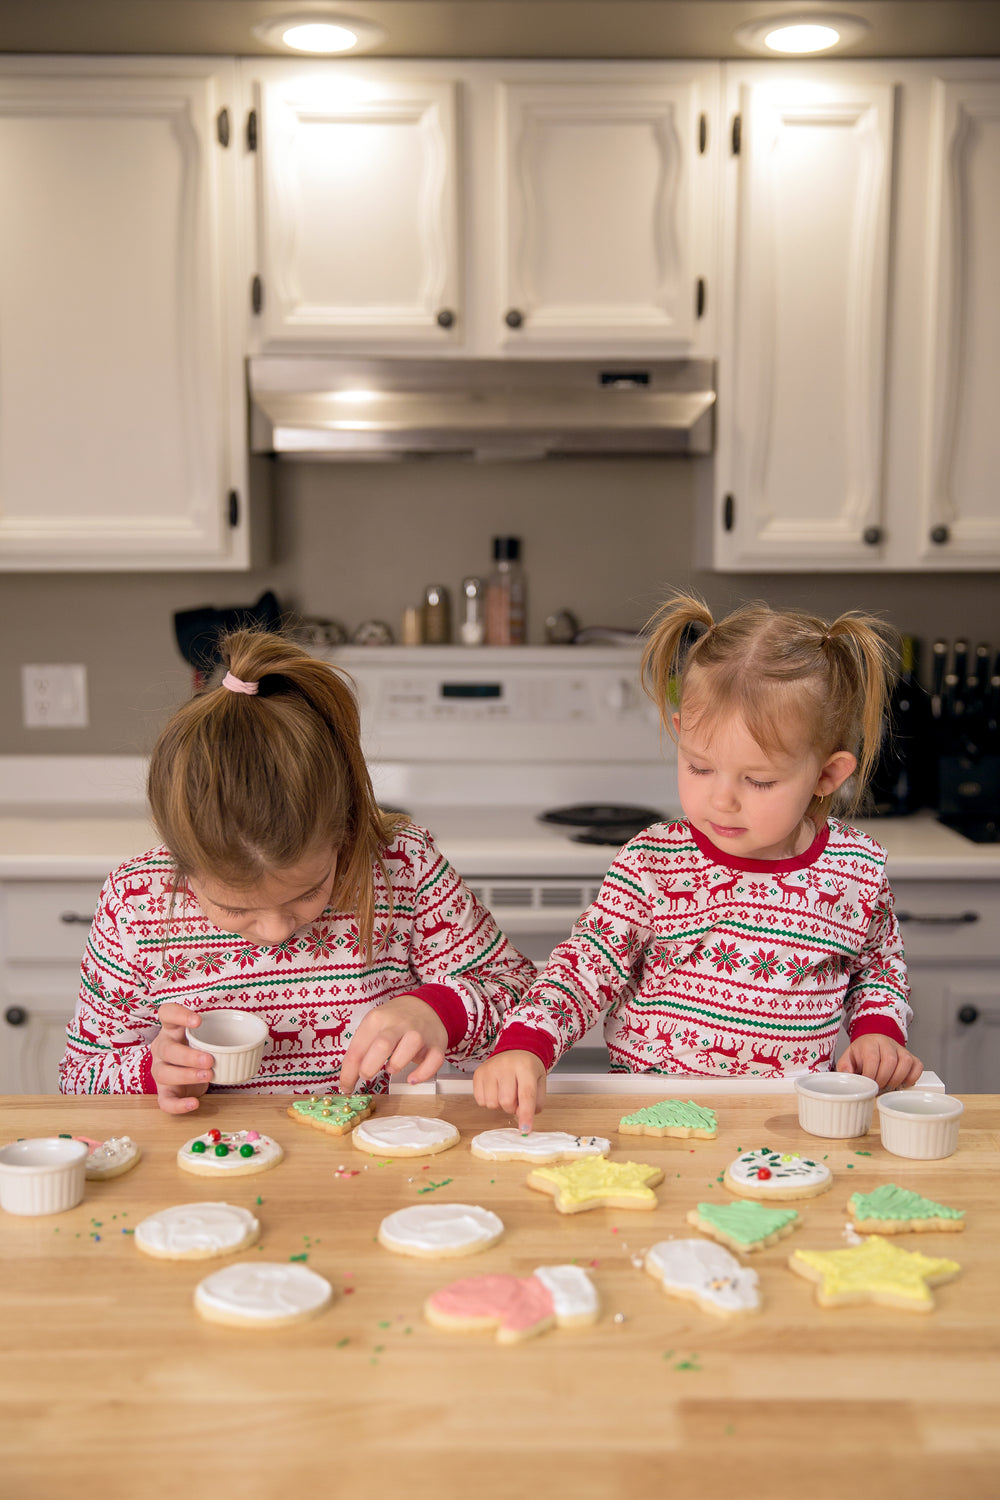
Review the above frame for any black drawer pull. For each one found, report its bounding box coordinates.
[4,1006,27,1026]
[957,1005,979,1025]
[895,910,979,925]
[59,912,92,925]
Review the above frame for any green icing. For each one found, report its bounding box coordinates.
[621,1099,717,1130]
[291,1093,370,1125]
[695,1200,798,1244]
[849,1183,965,1222]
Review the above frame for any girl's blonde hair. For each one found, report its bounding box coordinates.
[147,629,405,956]
[640,593,899,818]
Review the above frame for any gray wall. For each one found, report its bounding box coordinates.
[1,455,997,755]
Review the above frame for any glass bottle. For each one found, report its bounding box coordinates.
[484,537,526,646]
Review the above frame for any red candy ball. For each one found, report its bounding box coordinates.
[756,1167,772,1180]
[207,1129,222,1143]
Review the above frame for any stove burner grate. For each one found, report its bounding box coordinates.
[538,802,665,830]
[569,821,658,847]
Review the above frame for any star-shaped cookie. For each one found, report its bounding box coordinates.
[789,1236,961,1311]
[527,1157,664,1213]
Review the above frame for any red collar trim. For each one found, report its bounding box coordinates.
[688,819,830,873]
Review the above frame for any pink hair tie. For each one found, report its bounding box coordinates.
[222,671,259,695]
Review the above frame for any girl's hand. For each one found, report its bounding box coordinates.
[149,1003,214,1115]
[837,1033,923,1092]
[338,995,448,1093]
[473,1051,548,1134]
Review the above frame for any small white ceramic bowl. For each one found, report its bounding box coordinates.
[794,1073,879,1138]
[0,1136,88,1215]
[186,1009,269,1085]
[876,1090,964,1160]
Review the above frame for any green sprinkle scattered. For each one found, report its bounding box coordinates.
[404,1327,412,1335]
[374,1345,385,1353]
[377,1320,390,1329]
[337,1338,350,1348]
[289,1252,308,1262]
[724,1424,736,1436]
[121,1228,134,1235]
[675,1356,701,1371]
[256,1196,263,1205]
[855,1150,872,1156]
[846,1163,855,1169]
[417,1178,453,1195]
[662,1349,675,1360]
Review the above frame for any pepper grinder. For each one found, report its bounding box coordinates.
[422,584,452,644]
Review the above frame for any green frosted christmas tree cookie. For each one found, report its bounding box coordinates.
[847,1183,965,1235]
[687,1198,799,1253]
[619,1099,718,1139]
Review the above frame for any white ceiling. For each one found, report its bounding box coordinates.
[1,0,999,60]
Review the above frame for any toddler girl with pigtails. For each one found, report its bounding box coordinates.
[474,593,922,1132]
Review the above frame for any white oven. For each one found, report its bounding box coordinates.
[324,645,679,1069]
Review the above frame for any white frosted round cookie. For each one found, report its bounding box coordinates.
[724,1147,832,1201]
[177,1128,283,1177]
[76,1135,141,1180]
[194,1262,333,1328]
[352,1116,460,1157]
[470,1129,611,1163]
[135,1202,260,1261]
[644,1238,760,1317]
[378,1202,504,1259]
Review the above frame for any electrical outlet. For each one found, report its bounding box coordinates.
[22,664,89,728]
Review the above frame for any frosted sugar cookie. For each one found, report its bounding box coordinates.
[378,1203,504,1259]
[527,1157,664,1214]
[687,1199,800,1254]
[789,1237,961,1312]
[74,1135,141,1180]
[847,1183,966,1235]
[470,1129,611,1163]
[194,1262,333,1328]
[134,1202,260,1261]
[352,1116,459,1158]
[288,1093,373,1136]
[619,1100,717,1140]
[426,1265,599,1344]
[644,1239,760,1317]
[177,1128,283,1177]
[724,1146,832,1201]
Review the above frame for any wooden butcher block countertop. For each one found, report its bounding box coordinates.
[1,1091,997,1500]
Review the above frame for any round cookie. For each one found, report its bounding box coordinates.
[378,1203,504,1259]
[352,1116,460,1158]
[470,1129,611,1163]
[134,1202,260,1261]
[723,1146,832,1201]
[194,1262,333,1327]
[644,1238,760,1317]
[177,1128,283,1178]
[75,1135,141,1180]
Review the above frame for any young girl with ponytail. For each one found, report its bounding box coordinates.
[474,593,922,1131]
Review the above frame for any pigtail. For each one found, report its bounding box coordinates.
[641,592,716,736]
[822,613,899,807]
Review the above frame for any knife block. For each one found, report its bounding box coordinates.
[937,753,1000,820]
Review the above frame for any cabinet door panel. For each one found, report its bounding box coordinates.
[940,975,1000,1094]
[0,992,72,1094]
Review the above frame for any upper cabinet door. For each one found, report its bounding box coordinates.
[0,59,249,570]
[714,69,894,569]
[919,77,1000,564]
[249,64,461,350]
[492,71,717,352]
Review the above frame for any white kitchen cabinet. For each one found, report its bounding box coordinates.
[0,57,252,571]
[242,60,719,357]
[709,60,1000,572]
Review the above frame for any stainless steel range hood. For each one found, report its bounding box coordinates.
[248,357,715,461]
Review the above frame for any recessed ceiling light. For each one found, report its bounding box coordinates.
[734,12,870,55]
[253,12,386,54]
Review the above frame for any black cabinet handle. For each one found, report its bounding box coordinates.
[504,308,524,329]
[4,1007,27,1026]
[436,308,455,329]
[895,910,979,925]
[59,912,92,925]
[957,1005,979,1025]
[930,524,950,545]
[863,526,882,545]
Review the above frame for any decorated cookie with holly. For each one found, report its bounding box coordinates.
[378,1203,505,1259]
[73,1134,141,1180]
[351,1115,460,1158]
[194,1262,333,1328]
[134,1202,260,1261]
[287,1093,373,1136]
[789,1237,962,1312]
[177,1128,283,1177]
[425,1264,599,1344]
[687,1199,800,1254]
[724,1146,832,1201]
[644,1238,760,1317]
[470,1129,611,1163]
[619,1100,718,1140]
[527,1157,664,1214]
[846,1183,966,1235]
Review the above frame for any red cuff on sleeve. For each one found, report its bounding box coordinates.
[409,984,470,1050]
[491,1024,556,1071]
[138,1049,157,1094]
[848,1015,907,1048]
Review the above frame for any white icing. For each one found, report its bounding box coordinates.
[728,1148,831,1190]
[178,1130,283,1171]
[843,1221,865,1246]
[83,1136,139,1175]
[194,1262,332,1322]
[135,1202,259,1257]
[533,1264,599,1320]
[379,1203,504,1254]
[471,1129,611,1160]
[353,1117,459,1152]
[646,1239,760,1312]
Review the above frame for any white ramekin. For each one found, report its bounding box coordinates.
[186,1009,269,1085]
[0,1136,89,1215]
[876,1091,965,1160]
[794,1073,879,1138]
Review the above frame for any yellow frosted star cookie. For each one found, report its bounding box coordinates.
[789,1236,961,1312]
[527,1157,664,1214]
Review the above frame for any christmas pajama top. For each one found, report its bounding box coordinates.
[59,822,538,1097]
[492,818,911,1077]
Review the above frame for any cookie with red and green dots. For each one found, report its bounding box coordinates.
[177,1128,283,1177]
[723,1146,832,1201]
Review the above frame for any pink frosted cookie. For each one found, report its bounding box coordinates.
[425,1265,599,1343]
[74,1135,141,1180]
[177,1128,283,1177]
